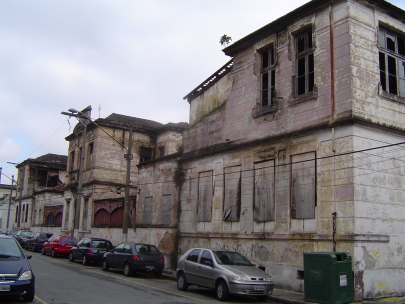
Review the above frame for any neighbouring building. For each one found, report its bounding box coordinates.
[137,0,405,300]
[0,183,16,230]
[62,106,187,260]
[13,154,68,231]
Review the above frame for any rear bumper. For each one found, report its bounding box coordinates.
[129,262,164,272]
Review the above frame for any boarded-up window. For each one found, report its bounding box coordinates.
[47,213,55,225]
[223,166,241,222]
[291,152,316,219]
[143,197,153,224]
[55,212,63,226]
[161,194,171,225]
[254,160,275,221]
[110,208,123,226]
[94,209,110,226]
[198,171,213,222]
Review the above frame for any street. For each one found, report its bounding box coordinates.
[1,250,278,304]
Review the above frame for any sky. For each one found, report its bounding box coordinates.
[1,0,404,185]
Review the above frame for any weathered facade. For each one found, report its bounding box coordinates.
[13,154,68,231]
[136,0,405,299]
[0,183,16,230]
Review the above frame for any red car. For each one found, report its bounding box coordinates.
[42,235,78,258]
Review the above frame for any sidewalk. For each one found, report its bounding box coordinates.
[162,270,405,304]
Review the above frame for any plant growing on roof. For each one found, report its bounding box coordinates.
[220,34,232,47]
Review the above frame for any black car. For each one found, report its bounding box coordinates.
[25,232,53,252]
[0,235,35,302]
[102,243,164,278]
[14,230,33,247]
[69,237,113,266]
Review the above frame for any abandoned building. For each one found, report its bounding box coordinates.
[136,0,405,300]
[0,183,16,230]
[12,154,68,230]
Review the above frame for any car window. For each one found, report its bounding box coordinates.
[213,251,253,266]
[135,245,159,254]
[200,250,213,265]
[114,244,125,253]
[123,244,132,254]
[91,240,112,249]
[21,231,32,237]
[60,237,77,243]
[0,238,23,258]
[186,249,201,263]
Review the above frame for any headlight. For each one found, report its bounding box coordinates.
[230,275,249,281]
[18,270,33,281]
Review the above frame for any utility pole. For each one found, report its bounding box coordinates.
[123,128,133,236]
[6,175,14,229]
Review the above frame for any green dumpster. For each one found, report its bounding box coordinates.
[304,252,354,304]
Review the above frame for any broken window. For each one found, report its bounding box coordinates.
[87,143,94,169]
[69,150,75,172]
[379,27,405,97]
[291,152,316,219]
[140,147,153,163]
[254,160,275,222]
[260,44,276,108]
[36,169,48,187]
[197,171,213,222]
[161,194,171,225]
[223,166,241,222]
[143,196,153,224]
[296,28,315,96]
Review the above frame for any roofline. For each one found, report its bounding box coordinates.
[223,0,405,56]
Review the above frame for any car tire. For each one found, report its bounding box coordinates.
[82,255,89,266]
[256,295,268,302]
[102,259,109,271]
[216,280,229,301]
[51,249,57,258]
[69,253,75,262]
[177,272,188,291]
[23,286,35,302]
[123,263,133,277]
[153,270,163,278]
[41,248,46,255]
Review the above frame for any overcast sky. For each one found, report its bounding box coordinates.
[1,0,404,185]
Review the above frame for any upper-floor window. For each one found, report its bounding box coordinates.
[140,147,153,163]
[87,143,94,169]
[69,150,75,172]
[158,146,165,158]
[260,44,276,108]
[296,28,314,96]
[378,27,405,97]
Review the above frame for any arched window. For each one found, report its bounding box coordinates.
[55,212,63,226]
[110,208,124,227]
[94,209,110,226]
[47,213,55,225]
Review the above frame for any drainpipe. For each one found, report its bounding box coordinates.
[330,6,335,123]
[123,128,134,238]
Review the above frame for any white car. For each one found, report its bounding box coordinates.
[176,248,274,301]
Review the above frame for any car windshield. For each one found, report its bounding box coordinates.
[20,231,32,237]
[135,245,159,254]
[213,251,253,266]
[8,230,18,236]
[60,237,77,243]
[91,240,112,249]
[0,238,23,258]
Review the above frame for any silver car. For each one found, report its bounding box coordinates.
[176,248,274,301]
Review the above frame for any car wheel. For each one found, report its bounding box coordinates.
[41,248,46,255]
[153,270,163,278]
[82,255,89,266]
[69,253,75,262]
[256,295,268,302]
[123,263,133,277]
[177,272,188,291]
[51,249,57,258]
[216,280,229,301]
[22,286,35,302]
[102,259,109,271]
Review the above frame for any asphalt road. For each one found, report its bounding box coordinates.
[1,250,277,304]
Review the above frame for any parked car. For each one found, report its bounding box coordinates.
[176,248,274,302]
[0,235,35,302]
[6,230,19,236]
[14,230,34,247]
[69,237,113,266]
[42,235,78,258]
[0,229,9,235]
[101,243,164,278]
[25,232,53,252]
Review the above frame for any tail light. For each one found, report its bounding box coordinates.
[159,256,165,263]
[131,254,139,261]
[87,248,94,254]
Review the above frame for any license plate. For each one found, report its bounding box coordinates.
[146,266,154,270]
[254,286,265,291]
[0,285,10,292]
[66,245,72,247]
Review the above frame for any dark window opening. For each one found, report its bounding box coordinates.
[140,147,153,163]
[87,143,94,169]
[158,146,165,158]
[260,44,276,108]
[296,28,315,97]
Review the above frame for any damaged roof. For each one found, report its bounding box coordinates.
[16,153,68,170]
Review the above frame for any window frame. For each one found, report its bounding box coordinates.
[260,44,277,108]
[378,26,405,99]
[295,28,315,97]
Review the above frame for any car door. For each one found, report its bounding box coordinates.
[72,239,84,259]
[196,250,215,288]
[118,243,132,269]
[78,239,90,259]
[108,243,124,268]
[183,249,201,285]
